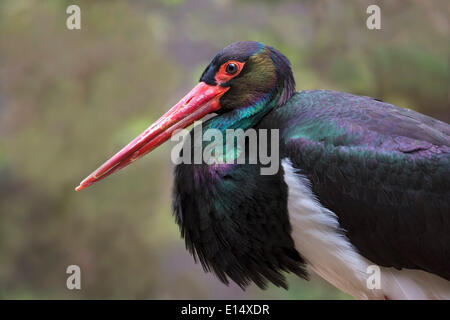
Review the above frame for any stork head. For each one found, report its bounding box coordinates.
[76,41,295,191]
[200,41,295,111]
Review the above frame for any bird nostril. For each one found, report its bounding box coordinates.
[184,96,194,106]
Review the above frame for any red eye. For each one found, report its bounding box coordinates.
[215,60,245,84]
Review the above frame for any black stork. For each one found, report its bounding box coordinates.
[76,41,450,299]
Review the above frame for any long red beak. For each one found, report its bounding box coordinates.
[75,82,229,191]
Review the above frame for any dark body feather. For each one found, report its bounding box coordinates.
[173,89,450,288]
[259,90,450,281]
[172,42,450,289]
[173,157,307,289]
[172,41,308,289]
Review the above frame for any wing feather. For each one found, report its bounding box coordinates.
[260,90,450,280]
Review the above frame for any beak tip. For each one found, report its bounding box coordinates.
[76,175,96,192]
[75,183,88,192]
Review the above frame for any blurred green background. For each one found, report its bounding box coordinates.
[0,0,448,299]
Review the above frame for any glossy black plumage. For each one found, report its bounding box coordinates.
[260,90,450,281]
[173,158,308,289]
[172,41,450,290]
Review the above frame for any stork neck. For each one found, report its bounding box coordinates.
[204,92,277,133]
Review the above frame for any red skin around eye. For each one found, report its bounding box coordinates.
[215,60,245,84]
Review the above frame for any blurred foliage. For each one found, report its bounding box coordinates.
[0,0,448,299]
